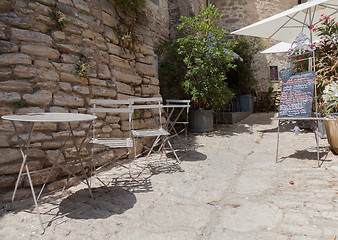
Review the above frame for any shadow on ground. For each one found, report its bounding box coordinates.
[279,148,332,163]
[59,186,136,220]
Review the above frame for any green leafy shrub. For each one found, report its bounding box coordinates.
[227,37,265,95]
[48,6,66,29]
[156,40,188,100]
[74,61,89,79]
[13,99,29,108]
[176,4,236,110]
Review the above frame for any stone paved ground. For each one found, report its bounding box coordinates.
[0,112,337,240]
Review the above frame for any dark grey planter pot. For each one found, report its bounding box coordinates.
[189,109,213,132]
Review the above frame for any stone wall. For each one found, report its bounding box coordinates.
[213,0,298,94]
[168,0,207,38]
[0,0,169,196]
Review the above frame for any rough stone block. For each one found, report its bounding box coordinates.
[0,133,10,147]
[0,80,33,92]
[28,1,49,14]
[59,82,73,92]
[46,149,65,164]
[0,13,30,29]
[0,107,14,117]
[21,45,60,60]
[107,43,135,60]
[141,84,160,95]
[113,70,142,85]
[138,44,154,56]
[33,122,57,131]
[52,31,66,41]
[91,86,117,98]
[109,54,131,69]
[11,28,52,45]
[15,107,44,114]
[89,78,107,86]
[13,65,37,78]
[136,62,156,77]
[98,64,112,79]
[0,53,32,66]
[23,169,58,187]
[60,54,79,64]
[41,140,63,150]
[104,26,119,44]
[36,68,59,82]
[0,69,11,80]
[73,0,90,12]
[23,89,53,106]
[102,11,119,28]
[53,63,74,73]
[54,92,84,107]
[0,175,15,188]
[105,116,120,124]
[137,55,155,65]
[116,81,134,95]
[0,148,21,164]
[34,59,54,69]
[0,40,18,53]
[60,72,88,85]
[0,0,12,13]
[0,91,21,104]
[150,77,160,85]
[55,43,80,54]
[73,85,90,95]
[28,148,46,159]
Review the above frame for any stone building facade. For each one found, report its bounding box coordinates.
[213,0,299,93]
[0,0,170,197]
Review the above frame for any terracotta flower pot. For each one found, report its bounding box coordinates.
[324,118,338,154]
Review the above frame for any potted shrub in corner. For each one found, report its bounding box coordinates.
[176,4,236,132]
[323,82,338,154]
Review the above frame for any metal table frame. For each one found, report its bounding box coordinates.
[272,117,327,167]
[164,100,190,139]
[1,113,97,234]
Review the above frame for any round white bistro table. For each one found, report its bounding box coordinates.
[1,112,97,234]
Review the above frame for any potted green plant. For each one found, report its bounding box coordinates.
[323,81,338,154]
[176,4,236,132]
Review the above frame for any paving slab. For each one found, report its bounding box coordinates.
[0,112,337,240]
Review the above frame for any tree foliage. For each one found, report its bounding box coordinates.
[176,4,236,109]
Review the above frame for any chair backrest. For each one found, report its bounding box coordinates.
[165,99,191,124]
[129,97,164,130]
[166,99,191,105]
[90,99,133,139]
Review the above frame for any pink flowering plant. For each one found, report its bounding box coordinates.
[313,15,338,113]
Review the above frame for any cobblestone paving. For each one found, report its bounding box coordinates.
[0,113,337,240]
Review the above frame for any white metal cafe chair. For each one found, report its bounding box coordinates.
[89,99,134,181]
[130,97,180,168]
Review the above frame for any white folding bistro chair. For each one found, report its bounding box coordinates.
[89,99,134,181]
[130,97,180,169]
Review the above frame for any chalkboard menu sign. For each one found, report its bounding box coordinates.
[270,66,279,82]
[278,71,315,118]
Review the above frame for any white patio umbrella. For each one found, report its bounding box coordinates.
[260,42,293,53]
[260,40,320,54]
[231,0,338,43]
[231,0,338,166]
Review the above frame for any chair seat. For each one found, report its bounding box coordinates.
[131,128,169,137]
[90,138,133,148]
